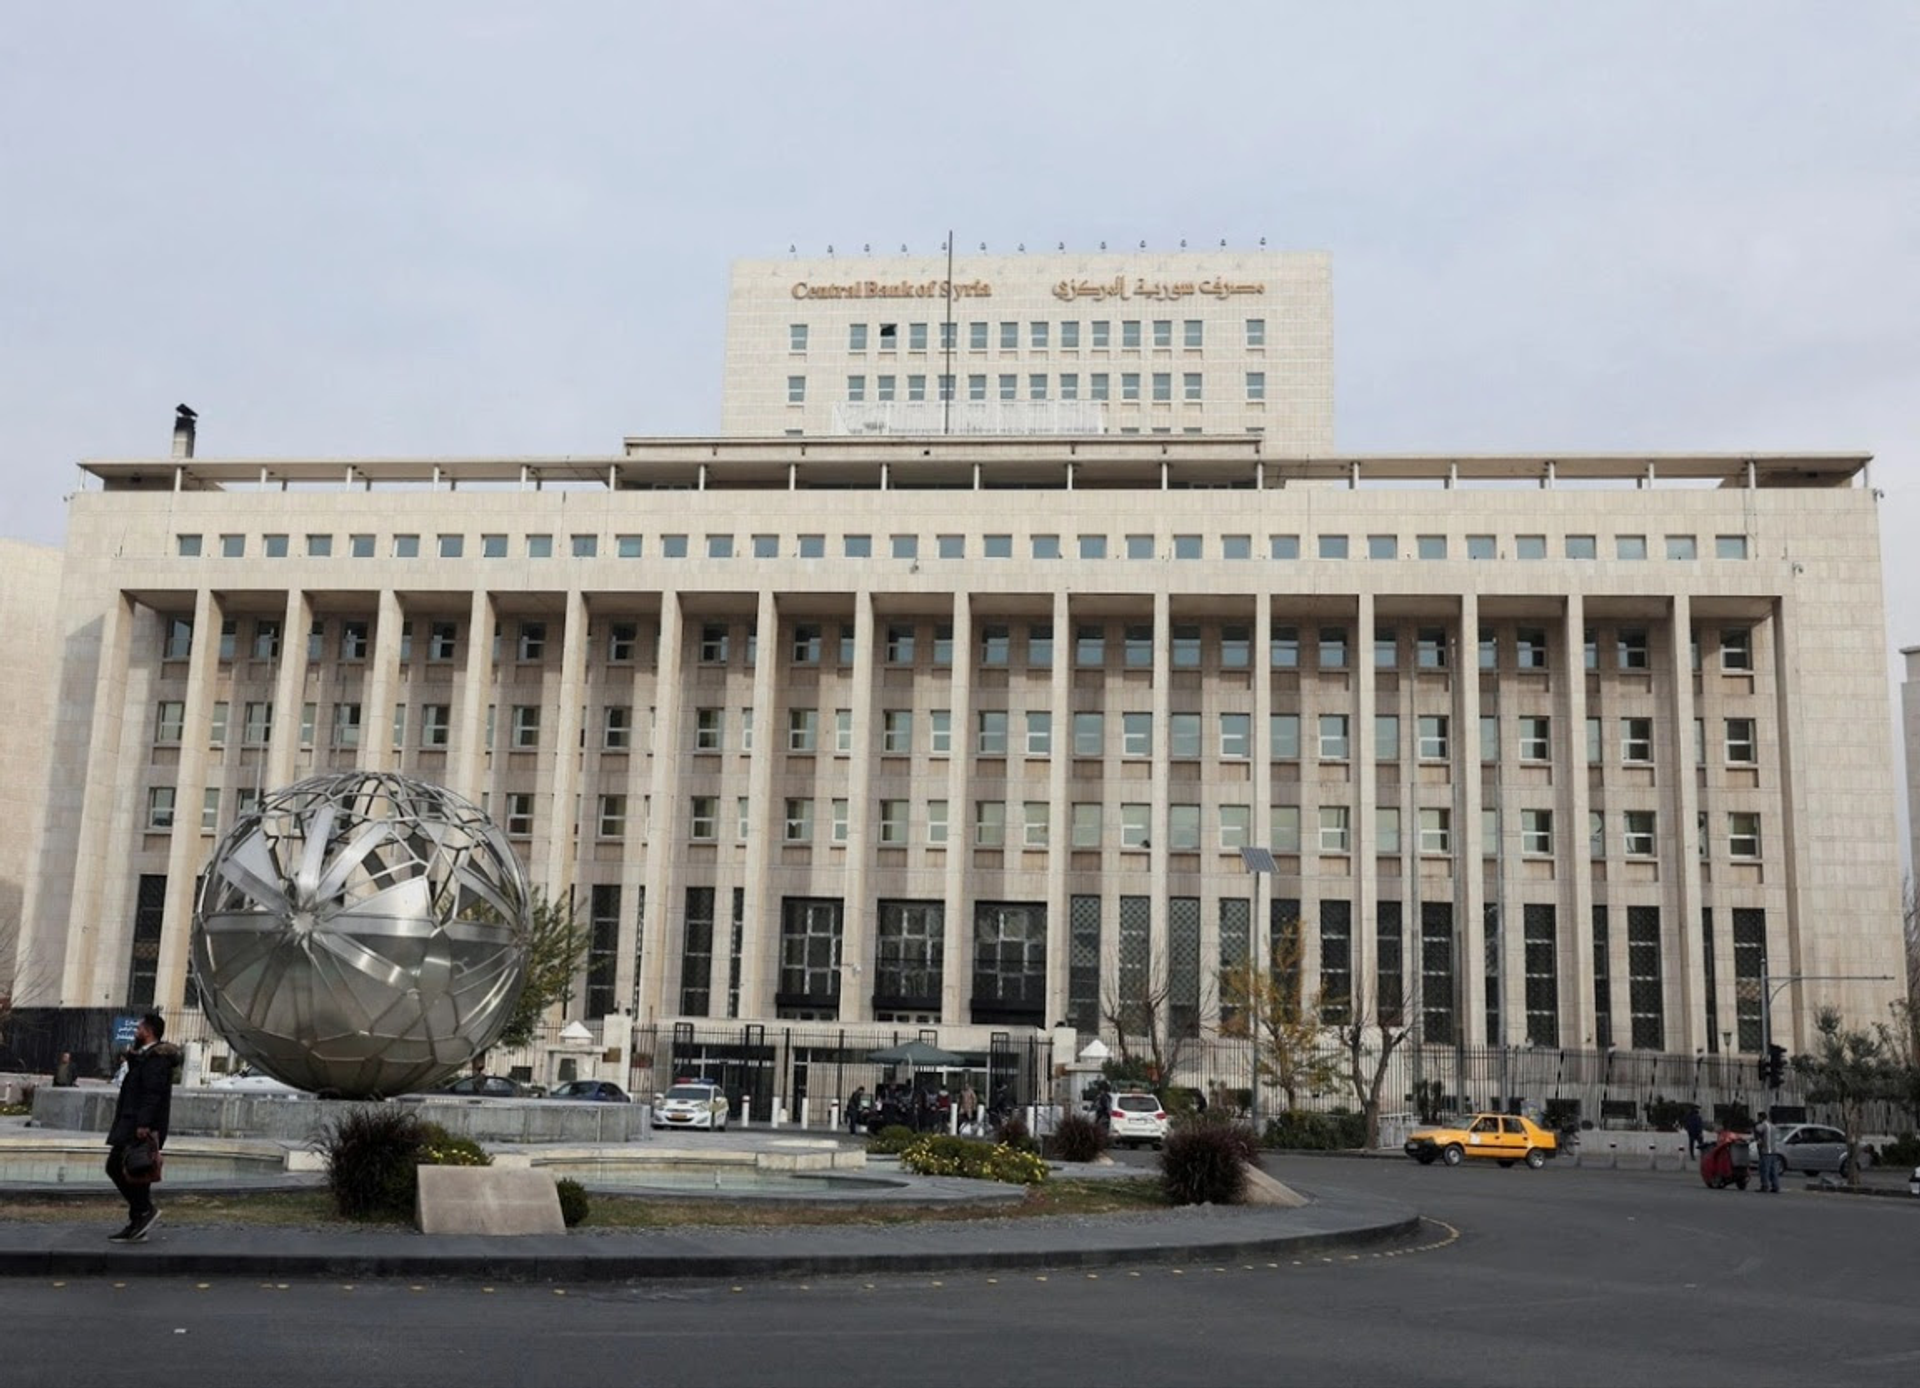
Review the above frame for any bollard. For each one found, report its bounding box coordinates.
[772,1099,785,1128]
[1909,1166,1919,1198]
[828,1100,840,1133]
[949,1102,960,1135]
[798,1097,809,1130]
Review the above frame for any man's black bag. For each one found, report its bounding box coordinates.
[121,1135,163,1184]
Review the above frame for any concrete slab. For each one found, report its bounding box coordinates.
[416,1167,565,1236]
[1243,1166,1309,1207]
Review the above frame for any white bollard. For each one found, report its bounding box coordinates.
[949,1102,960,1135]
[773,1099,785,1128]
[798,1097,810,1129]
[828,1100,840,1133]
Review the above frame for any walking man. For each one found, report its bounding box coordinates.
[1682,1105,1705,1160]
[1751,1110,1778,1194]
[105,1013,175,1242]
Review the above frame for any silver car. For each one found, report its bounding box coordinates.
[1772,1122,1873,1177]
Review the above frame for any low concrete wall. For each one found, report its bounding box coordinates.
[30,1088,651,1145]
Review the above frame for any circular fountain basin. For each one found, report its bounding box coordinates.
[529,1158,908,1198]
[0,1138,297,1190]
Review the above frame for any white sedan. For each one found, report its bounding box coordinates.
[651,1082,730,1131]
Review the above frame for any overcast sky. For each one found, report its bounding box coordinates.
[4,5,1918,765]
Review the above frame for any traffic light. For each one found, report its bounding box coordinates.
[1764,1043,1787,1088]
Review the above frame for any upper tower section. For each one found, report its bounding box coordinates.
[722,248,1332,450]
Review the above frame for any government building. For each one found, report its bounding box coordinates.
[2,250,1908,1113]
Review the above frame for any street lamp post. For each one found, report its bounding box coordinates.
[1757,972,1896,1090]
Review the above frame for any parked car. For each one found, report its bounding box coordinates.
[205,1066,302,1094]
[1099,1091,1170,1149]
[652,1080,730,1131]
[1404,1113,1559,1168]
[435,1074,530,1098]
[1772,1123,1872,1177]
[548,1079,630,1103]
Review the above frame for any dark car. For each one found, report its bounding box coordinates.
[548,1079,630,1103]
[435,1074,529,1098]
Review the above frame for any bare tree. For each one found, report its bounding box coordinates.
[1217,928,1339,1113]
[1331,980,1419,1150]
[1101,949,1203,1088]
[1904,873,1919,1008]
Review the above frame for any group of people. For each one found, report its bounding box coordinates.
[1680,1102,1783,1193]
[845,1079,1002,1134]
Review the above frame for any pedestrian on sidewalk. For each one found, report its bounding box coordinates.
[105,1012,175,1243]
[52,1052,76,1087]
[1682,1105,1704,1160]
[1751,1111,1779,1193]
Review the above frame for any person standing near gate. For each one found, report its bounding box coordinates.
[105,1012,175,1242]
[1751,1110,1778,1194]
[1682,1105,1704,1160]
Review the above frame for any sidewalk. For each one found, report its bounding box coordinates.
[0,1185,1419,1283]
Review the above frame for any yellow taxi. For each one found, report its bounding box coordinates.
[1404,1113,1559,1168]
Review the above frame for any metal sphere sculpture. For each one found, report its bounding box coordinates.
[190,771,531,1098]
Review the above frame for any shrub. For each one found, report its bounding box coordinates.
[995,1111,1030,1147]
[899,1135,1049,1185]
[318,1107,493,1220]
[1050,1112,1108,1163]
[865,1124,919,1156]
[1643,1097,1691,1131]
[319,1106,428,1220]
[1878,1132,1920,1167]
[1263,1110,1366,1151]
[554,1177,590,1227]
[1161,1114,1256,1206]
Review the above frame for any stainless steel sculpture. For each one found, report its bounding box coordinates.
[190,772,531,1098]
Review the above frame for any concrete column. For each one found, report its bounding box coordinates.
[1668,594,1706,1054]
[736,592,780,1016]
[266,589,312,790]
[1455,592,1486,1045]
[155,588,223,1012]
[451,589,494,803]
[360,589,404,773]
[1769,594,1808,1051]
[1564,593,1596,1047]
[940,594,973,1023]
[639,592,687,1020]
[544,588,590,895]
[1352,593,1377,1026]
[615,617,654,1023]
[1149,591,1171,1002]
[840,591,878,1023]
[1044,590,1072,1027]
[58,592,138,1005]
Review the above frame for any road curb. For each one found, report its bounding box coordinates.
[0,1209,1424,1283]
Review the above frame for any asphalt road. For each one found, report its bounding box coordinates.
[9,1157,1918,1388]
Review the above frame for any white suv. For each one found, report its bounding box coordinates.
[1100,1091,1170,1149]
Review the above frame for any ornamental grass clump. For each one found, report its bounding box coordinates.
[900,1134,1050,1185]
[554,1177,591,1227]
[318,1107,493,1220]
[1159,1114,1258,1206]
[1049,1112,1108,1163]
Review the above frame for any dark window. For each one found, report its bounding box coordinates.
[1701,907,1718,1054]
[875,900,944,1012]
[1484,904,1501,1045]
[1170,897,1201,1038]
[1376,901,1404,1027]
[1733,908,1766,1051]
[778,897,843,1017]
[1270,897,1302,1004]
[1217,897,1250,1030]
[679,887,714,1017]
[1523,904,1558,1046]
[1068,895,1103,1032]
[971,901,1047,1025]
[1117,896,1151,1035]
[1628,905,1663,1050]
[727,888,745,1019]
[126,873,167,1007]
[586,885,621,1019]
[1421,902,1455,1045]
[1592,905,1612,1049]
[1320,899,1352,1024]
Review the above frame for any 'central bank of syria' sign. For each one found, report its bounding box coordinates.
[791,279,993,301]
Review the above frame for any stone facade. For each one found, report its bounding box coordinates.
[9,439,1907,1060]
[722,250,1333,448]
[0,539,63,1004]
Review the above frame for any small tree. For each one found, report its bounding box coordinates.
[491,887,591,1052]
[1101,949,1203,1087]
[1217,927,1339,1113]
[1793,1006,1898,1188]
[1333,981,1417,1149]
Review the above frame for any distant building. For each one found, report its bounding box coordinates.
[721,250,1333,447]
[0,539,63,1006]
[10,438,1908,1060]
[1903,647,1920,892]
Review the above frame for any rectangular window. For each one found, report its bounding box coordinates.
[1270,625,1299,667]
[1216,712,1251,759]
[1166,803,1200,852]
[1617,629,1649,670]
[1728,811,1761,858]
[1319,714,1350,760]
[843,534,871,558]
[510,705,541,749]
[1070,711,1104,758]
[503,792,534,838]
[1417,715,1449,760]
[929,709,951,754]
[1150,371,1171,402]
[694,708,723,751]
[699,623,730,663]
[1025,710,1052,757]
[831,798,849,843]
[882,709,913,755]
[1182,371,1202,402]
[1521,809,1553,855]
[1418,808,1451,854]
[1624,810,1657,856]
[1666,534,1697,560]
[979,623,1011,665]
[602,705,632,751]
[1121,712,1152,758]
[332,702,361,748]
[1725,717,1756,763]
[1416,627,1447,669]
[595,794,627,840]
[1367,534,1396,561]
[1518,715,1550,761]
[1716,535,1749,560]
[146,785,177,830]
[1319,806,1351,853]
[1271,805,1301,853]
[968,321,988,350]
[1523,904,1558,1046]
[1169,712,1202,759]
[154,700,185,744]
[1628,905,1663,1049]
[976,710,1008,756]
[974,800,1006,847]
[791,623,822,664]
[1023,801,1050,849]
[1720,627,1753,671]
[1070,802,1103,849]
[786,375,806,403]
[678,886,715,1017]
[1373,713,1399,761]
[1466,535,1495,560]
[927,799,948,845]
[1621,717,1653,763]
[783,798,814,842]
[1120,803,1150,849]
[1616,534,1648,561]
[420,703,450,748]
[1318,625,1348,668]
[1121,623,1151,667]
[787,708,818,753]
[1515,535,1546,561]
[878,799,909,846]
